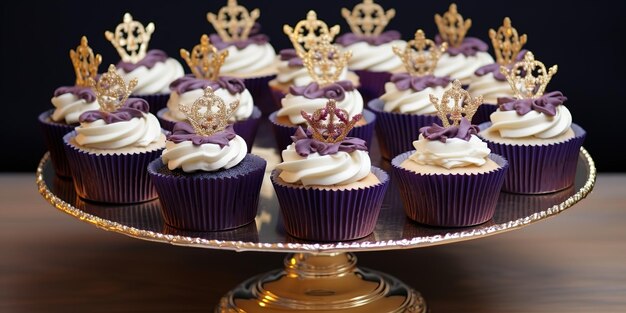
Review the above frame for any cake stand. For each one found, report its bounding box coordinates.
[36,147,596,312]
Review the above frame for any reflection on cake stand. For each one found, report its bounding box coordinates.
[36,147,595,312]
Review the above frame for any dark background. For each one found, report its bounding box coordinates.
[1,0,622,172]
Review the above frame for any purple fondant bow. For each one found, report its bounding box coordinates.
[497,91,567,116]
[79,98,149,124]
[419,117,478,143]
[54,86,96,102]
[474,50,528,81]
[435,36,488,57]
[336,30,401,46]
[391,73,451,92]
[117,50,168,72]
[290,127,368,157]
[167,122,236,147]
[289,81,355,101]
[279,48,303,67]
[209,23,269,50]
[169,75,246,95]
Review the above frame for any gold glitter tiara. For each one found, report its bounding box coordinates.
[207,0,259,43]
[429,80,483,127]
[500,51,557,99]
[89,65,138,113]
[341,0,395,37]
[70,36,102,87]
[105,13,155,64]
[393,29,447,76]
[301,99,362,143]
[489,17,527,66]
[283,10,341,57]
[180,87,240,136]
[434,3,471,48]
[180,34,228,81]
[302,36,351,85]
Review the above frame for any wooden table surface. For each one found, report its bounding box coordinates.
[1,173,625,312]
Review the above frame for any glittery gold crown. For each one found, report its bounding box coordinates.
[434,3,471,48]
[301,99,362,143]
[105,13,155,64]
[283,10,341,57]
[500,51,557,99]
[70,36,102,87]
[341,0,395,37]
[89,64,138,113]
[180,34,228,81]
[179,87,240,136]
[429,80,483,127]
[392,29,447,76]
[207,0,260,43]
[489,17,527,66]
[302,36,351,85]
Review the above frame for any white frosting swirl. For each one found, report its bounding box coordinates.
[118,58,184,95]
[278,90,364,125]
[75,113,162,149]
[434,52,494,85]
[467,73,513,104]
[275,59,348,86]
[488,106,572,139]
[410,134,491,169]
[50,93,99,124]
[220,43,276,75]
[277,144,371,186]
[379,82,450,114]
[166,88,254,122]
[342,40,406,72]
[161,135,247,173]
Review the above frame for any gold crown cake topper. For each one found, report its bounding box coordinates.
[207,0,260,42]
[429,80,483,127]
[180,34,229,81]
[301,99,362,143]
[489,17,527,66]
[434,3,471,48]
[89,64,138,113]
[341,0,395,37]
[393,29,447,76]
[179,87,240,136]
[284,11,341,57]
[500,51,557,99]
[302,36,351,85]
[70,36,102,87]
[105,13,155,64]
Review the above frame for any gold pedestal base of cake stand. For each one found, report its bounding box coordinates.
[217,252,426,312]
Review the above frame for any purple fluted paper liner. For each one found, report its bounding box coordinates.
[148,154,266,231]
[269,86,286,111]
[243,74,277,116]
[76,198,164,232]
[63,132,163,204]
[478,123,586,194]
[163,222,259,242]
[133,93,170,115]
[269,109,376,152]
[53,175,77,202]
[39,110,74,178]
[392,152,508,227]
[354,70,392,104]
[472,103,497,125]
[368,99,442,160]
[271,166,389,242]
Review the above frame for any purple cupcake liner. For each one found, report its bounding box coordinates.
[270,87,286,111]
[243,75,277,116]
[157,106,261,153]
[147,154,266,232]
[53,175,78,202]
[63,132,163,204]
[38,110,75,178]
[271,167,389,242]
[133,93,170,115]
[268,109,376,152]
[368,98,442,160]
[162,222,259,242]
[478,123,586,194]
[76,198,164,232]
[472,103,498,125]
[392,152,508,227]
[354,70,392,104]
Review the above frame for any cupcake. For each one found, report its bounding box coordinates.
[105,13,184,114]
[148,86,266,231]
[63,65,166,204]
[368,29,452,160]
[39,36,102,178]
[392,81,508,227]
[467,17,528,124]
[271,99,389,241]
[432,4,495,86]
[156,34,260,152]
[336,0,406,102]
[478,52,586,194]
[207,0,278,115]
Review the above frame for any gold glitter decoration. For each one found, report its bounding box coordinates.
[207,0,260,42]
[301,99,362,143]
[283,10,341,57]
[341,0,395,37]
[393,29,447,76]
[180,34,228,81]
[429,80,483,127]
[302,36,351,85]
[500,51,557,99]
[105,13,155,64]
[179,87,239,136]
[89,64,137,113]
[434,3,471,48]
[489,17,527,66]
[69,36,102,87]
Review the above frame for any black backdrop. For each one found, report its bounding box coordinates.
[1,0,622,172]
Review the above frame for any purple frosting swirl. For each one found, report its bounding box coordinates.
[167,122,236,147]
[289,81,355,101]
[435,36,489,57]
[117,50,169,72]
[474,50,528,81]
[290,127,368,157]
[279,48,303,67]
[53,86,96,102]
[497,91,567,117]
[79,98,149,124]
[336,30,401,47]
[169,75,247,95]
[391,73,451,92]
[420,117,479,143]
[209,23,270,50]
